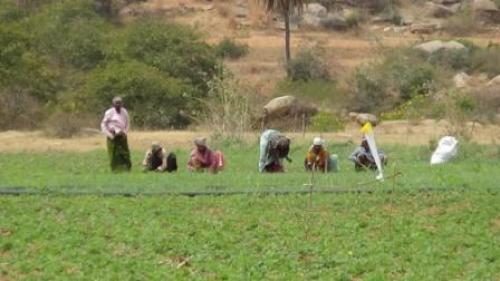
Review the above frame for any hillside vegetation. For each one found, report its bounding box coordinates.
[0,0,220,131]
[1,0,500,136]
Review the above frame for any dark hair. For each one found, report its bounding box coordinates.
[276,138,290,158]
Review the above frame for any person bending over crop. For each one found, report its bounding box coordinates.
[142,142,177,172]
[187,137,224,173]
[259,129,291,173]
[349,138,387,171]
[100,96,131,172]
[305,137,338,173]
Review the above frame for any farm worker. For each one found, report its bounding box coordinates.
[304,137,338,172]
[349,138,387,171]
[142,142,178,172]
[100,96,131,172]
[259,129,291,173]
[187,137,224,173]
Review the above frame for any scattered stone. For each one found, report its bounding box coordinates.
[320,14,348,31]
[274,21,299,31]
[410,22,440,34]
[472,0,498,11]
[472,0,500,23]
[349,112,379,127]
[304,3,327,18]
[453,72,471,88]
[233,6,249,18]
[301,13,322,28]
[414,40,466,54]
[487,75,500,86]
[433,0,461,4]
[202,4,215,11]
[425,2,456,18]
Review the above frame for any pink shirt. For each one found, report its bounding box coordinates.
[100,107,129,139]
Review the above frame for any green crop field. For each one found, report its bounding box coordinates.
[0,143,499,280]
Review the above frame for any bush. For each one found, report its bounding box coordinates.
[0,25,59,102]
[0,1,220,131]
[425,48,471,71]
[351,48,437,114]
[276,79,347,110]
[43,111,92,138]
[309,112,345,132]
[469,45,500,78]
[215,38,249,59]
[82,61,192,129]
[123,19,217,95]
[26,0,108,70]
[287,48,330,81]
[0,90,45,130]
[443,8,479,36]
[199,67,257,140]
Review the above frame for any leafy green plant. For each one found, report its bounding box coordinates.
[309,111,346,132]
[123,19,217,95]
[443,7,478,36]
[286,48,331,81]
[82,61,192,129]
[215,38,249,59]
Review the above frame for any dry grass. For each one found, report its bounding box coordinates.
[2,119,500,152]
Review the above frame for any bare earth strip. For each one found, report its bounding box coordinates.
[1,120,499,153]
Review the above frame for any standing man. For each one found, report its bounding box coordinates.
[101,96,131,172]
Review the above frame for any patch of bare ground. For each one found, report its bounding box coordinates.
[1,119,500,152]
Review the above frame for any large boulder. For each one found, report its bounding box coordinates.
[415,40,466,54]
[320,14,348,31]
[472,0,500,23]
[349,112,379,127]
[263,96,317,120]
[304,3,327,18]
[264,96,298,117]
[410,22,440,34]
[472,0,498,11]
[425,2,456,18]
[487,75,500,86]
[433,0,461,4]
[454,72,471,88]
[301,13,322,28]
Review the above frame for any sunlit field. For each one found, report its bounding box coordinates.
[0,143,499,280]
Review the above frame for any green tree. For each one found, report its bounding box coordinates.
[82,61,193,129]
[123,20,217,96]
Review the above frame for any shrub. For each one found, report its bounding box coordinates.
[28,0,108,69]
[0,90,45,130]
[82,61,193,129]
[425,48,471,71]
[345,9,365,28]
[199,67,257,140]
[469,45,500,78]
[43,111,92,138]
[309,112,345,132]
[0,25,59,102]
[276,79,347,110]
[287,48,330,81]
[443,8,478,36]
[351,68,394,113]
[351,48,438,114]
[215,38,249,59]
